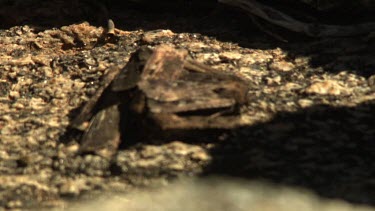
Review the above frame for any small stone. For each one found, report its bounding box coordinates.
[0,115,12,122]
[136,159,160,168]
[269,61,295,72]
[142,30,175,44]
[167,163,184,171]
[40,66,53,78]
[368,75,375,90]
[8,71,17,79]
[65,143,80,154]
[219,51,242,61]
[47,117,61,127]
[6,200,23,209]
[298,99,314,108]
[294,57,310,65]
[191,151,211,161]
[167,141,193,156]
[54,89,66,99]
[282,82,302,91]
[266,76,281,85]
[84,57,97,67]
[22,78,33,86]
[97,63,108,72]
[9,90,20,99]
[59,181,81,197]
[12,102,24,109]
[29,97,46,110]
[304,80,347,95]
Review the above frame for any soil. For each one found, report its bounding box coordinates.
[0,1,375,210]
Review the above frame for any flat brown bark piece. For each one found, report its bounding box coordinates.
[73,45,249,156]
[111,46,153,92]
[70,66,122,130]
[140,45,188,81]
[137,46,248,115]
[79,104,121,159]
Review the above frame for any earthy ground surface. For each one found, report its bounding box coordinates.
[0,1,375,210]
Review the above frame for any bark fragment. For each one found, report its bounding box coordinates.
[72,45,249,157]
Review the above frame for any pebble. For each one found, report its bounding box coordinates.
[142,30,175,44]
[59,181,83,197]
[266,76,281,85]
[368,75,375,90]
[12,102,24,109]
[9,90,20,99]
[282,82,302,91]
[294,56,311,66]
[298,99,314,108]
[40,66,53,78]
[191,151,211,161]
[269,61,295,72]
[65,143,80,155]
[167,163,185,171]
[6,200,23,209]
[29,97,46,110]
[219,51,243,61]
[304,80,347,96]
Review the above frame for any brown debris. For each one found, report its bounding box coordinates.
[79,104,121,159]
[70,66,123,130]
[269,60,295,72]
[73,45,249,156]
[304,80,348,96]
[141,30,175,44]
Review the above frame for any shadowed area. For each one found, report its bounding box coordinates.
[205,102,375,204]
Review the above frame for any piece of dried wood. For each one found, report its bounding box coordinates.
[78,104,121,158]
[71,45,249,158]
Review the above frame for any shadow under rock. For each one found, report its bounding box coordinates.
[203,101,375,205]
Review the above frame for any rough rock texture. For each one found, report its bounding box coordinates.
[0,1,374,210]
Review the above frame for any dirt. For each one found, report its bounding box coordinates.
[0,1,374,210]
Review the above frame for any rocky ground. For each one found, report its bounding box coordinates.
[0,1,375,210]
